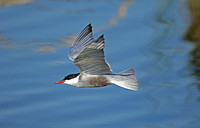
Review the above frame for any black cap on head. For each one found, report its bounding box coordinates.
[63,73,80,80]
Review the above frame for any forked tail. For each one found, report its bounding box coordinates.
[110,68,138,90]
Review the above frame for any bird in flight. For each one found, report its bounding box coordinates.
[54,24,138,90]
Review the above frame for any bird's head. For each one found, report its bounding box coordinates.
[54,73,80,85]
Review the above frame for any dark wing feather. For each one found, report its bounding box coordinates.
[74,35,112,75]
[68,24,94,61]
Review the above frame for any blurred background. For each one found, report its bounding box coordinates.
[0,0,200,128]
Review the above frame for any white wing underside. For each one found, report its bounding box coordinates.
[68,24,112,75]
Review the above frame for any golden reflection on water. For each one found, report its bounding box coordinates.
[185,0,200,83]
[0,0,134,53]
[0,37,8,44]
[62,0,134,45]
[0,0,32,6]
[0,33,16,49]
[95,0,133,33]
[36,47,55,53]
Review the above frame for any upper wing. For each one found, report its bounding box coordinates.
[73,35,112,75]
[68,24,94,61]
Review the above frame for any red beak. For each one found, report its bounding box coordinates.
[54,80,65,84]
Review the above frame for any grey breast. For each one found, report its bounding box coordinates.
[88,76,112,87]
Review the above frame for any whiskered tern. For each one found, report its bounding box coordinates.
[54,24,138,90]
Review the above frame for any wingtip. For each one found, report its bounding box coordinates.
[86,23,92,32]
[96,34,105,42]
[87,23,92,28]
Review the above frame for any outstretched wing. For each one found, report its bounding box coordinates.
[68,24,94,61]
[74,35,112,75]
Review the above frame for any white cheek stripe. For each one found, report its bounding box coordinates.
[64,75,79,85]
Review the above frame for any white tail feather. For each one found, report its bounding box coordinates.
[109,68,138,91]
[118,68,135,75]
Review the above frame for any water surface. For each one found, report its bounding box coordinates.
[0,0,200,128]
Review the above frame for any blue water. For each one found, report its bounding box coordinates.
[1,0,200,128]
